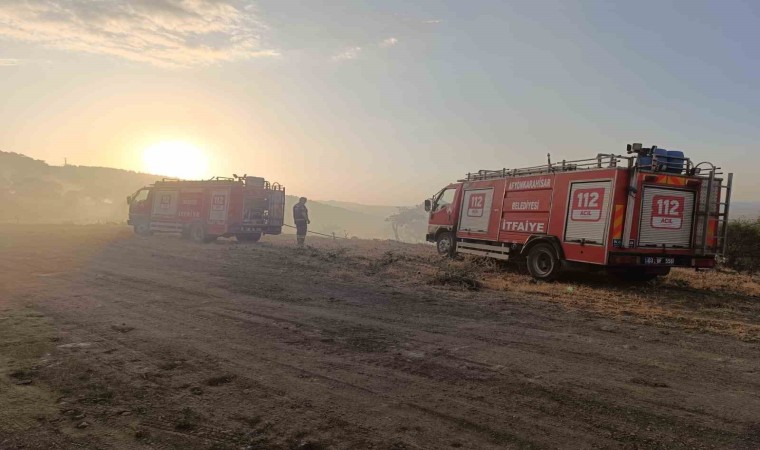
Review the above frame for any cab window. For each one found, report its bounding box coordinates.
[133,189,149,203]
[434,188,456,212]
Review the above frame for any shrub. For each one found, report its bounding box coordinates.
[724,218,760,272]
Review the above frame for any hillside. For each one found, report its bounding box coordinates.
[320,200,401,219]
[284,196,391,239]
[0,151,396,239]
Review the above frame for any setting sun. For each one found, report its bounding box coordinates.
[142,141,209,180]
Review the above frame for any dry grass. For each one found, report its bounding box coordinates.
[666,268,760,297]
[491,268,760,341]
[266,234,760,342]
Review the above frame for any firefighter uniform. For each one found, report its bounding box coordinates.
[293,198,309,247]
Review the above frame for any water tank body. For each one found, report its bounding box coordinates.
[638,153,653,168]
[666,150,685,173]
[245,176,266,187]
[653,148,669,171]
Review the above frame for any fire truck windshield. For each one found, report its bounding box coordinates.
[132,189,149,203]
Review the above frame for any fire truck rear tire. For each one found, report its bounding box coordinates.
[236,233,261,242]
[526,243,561,281]
[436,231,455,257]
[190,223,207,243]
[613,268,669,282]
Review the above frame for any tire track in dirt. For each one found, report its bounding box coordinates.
[78,267,744,448]
[33,260,556,447]
[32,272,419,448]
[87,242,760,446]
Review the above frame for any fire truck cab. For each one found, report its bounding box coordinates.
[425,144,733,281]
[127,175,285,243]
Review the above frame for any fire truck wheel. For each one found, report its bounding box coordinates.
[436,231,455,257]
[527,243,560,281]
[190,223,207,243]
[134,222,151,236]
[236,233,261,242]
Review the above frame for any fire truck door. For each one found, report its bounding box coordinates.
[209,189,230,224]
[564,181,612,245]
[129,188,151,216]
[429,186,458,230]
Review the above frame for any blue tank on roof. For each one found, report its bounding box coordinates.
[638,152,653,168]
[666,150,685,173]
[652,148,668,171]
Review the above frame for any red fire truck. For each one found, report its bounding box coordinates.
[127,175,285,243]
[425,144,733,281]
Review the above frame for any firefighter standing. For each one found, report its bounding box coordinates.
[293,197,310,247]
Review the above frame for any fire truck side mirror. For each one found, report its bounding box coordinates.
[424,199,432,212]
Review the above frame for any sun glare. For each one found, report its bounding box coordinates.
[142,141,209,180]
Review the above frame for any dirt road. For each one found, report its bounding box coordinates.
[1,225,758,449]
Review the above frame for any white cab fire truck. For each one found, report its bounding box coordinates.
[425,144,733,281]
[127,175,285,243]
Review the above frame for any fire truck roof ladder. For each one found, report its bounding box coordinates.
[462,153,626,182]
[719,173,734,256]
[463,145,712,183]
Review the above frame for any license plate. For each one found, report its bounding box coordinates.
[642,256,675,265]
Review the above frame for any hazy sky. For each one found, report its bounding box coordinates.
[1,0,757,204]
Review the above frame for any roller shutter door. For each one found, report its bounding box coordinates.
[564,181,612,245]
[639,187,695,248]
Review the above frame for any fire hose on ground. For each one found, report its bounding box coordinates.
[282,223,348,239]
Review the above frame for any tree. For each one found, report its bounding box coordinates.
[386,205,428,242]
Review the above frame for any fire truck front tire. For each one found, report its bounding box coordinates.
[526,243,561,281]
[133,222,151,236]
[435,231,455,257]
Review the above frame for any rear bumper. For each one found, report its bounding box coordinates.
[608,253,716,268]
[228,223,282,235]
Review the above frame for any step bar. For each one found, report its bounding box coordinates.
[456,240,511,260]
